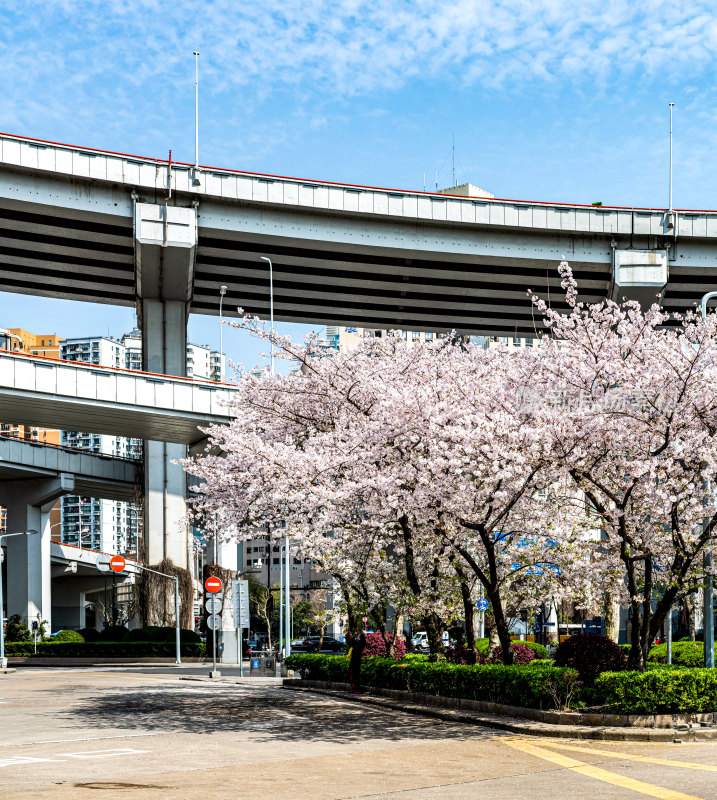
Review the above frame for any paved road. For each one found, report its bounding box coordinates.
[1,666,716,799]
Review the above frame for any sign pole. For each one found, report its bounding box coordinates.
[174,577,181,666]
[238,582,243,675]
[204,576,223,678]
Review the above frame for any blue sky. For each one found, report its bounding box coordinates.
[2,0,717,374]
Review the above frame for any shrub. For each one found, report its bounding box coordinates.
[445,643,485,664]
[285,653,577,709]
[474,639,548,660]
[595,668,717,714]
[403,653,429,662]
[648,641,717,668]
[524,642,549,659]
[96,625,129,642]
[124,626,162,643]
[124,626,201,644]
[554,633,626,684]
[5,615,31,642]
[78,627,100,642]
[51,630,84,643]
[492,642,538,665]
[361,632,406,660]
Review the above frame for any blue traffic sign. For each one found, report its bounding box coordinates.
[476,599,489,611]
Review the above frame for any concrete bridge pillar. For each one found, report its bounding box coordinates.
[0,474,74,632]
[135,202,197,571]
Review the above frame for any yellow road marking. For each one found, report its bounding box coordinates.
[503,739,706,800]
[535,740,717,773]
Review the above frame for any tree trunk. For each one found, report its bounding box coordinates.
[682,594,696,640]
[487,623,501,659]
[459,578,478,664]
[424,612,444,654]
[604,589,621,643]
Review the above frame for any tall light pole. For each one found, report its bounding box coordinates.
[699,291,716,669]
[669,102,675,212]
[260,255,288,662]
[0,530,38,668]
[219,285,227,382]
[192,51,200,187]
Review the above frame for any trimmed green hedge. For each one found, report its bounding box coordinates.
[52,630,85,643]
[124,626,201,644]
[594,668,717,714]
[285,654,576,709]
[648,641,717,668]
[473,639,549,660]
[4,641,205,658]
[286,654,717,715]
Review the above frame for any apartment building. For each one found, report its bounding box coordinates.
[0,327,64,535]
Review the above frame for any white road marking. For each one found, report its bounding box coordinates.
[59,748,149,759]
[1,731,164,748]
[0,747,150,768]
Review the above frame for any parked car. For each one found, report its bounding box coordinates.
[411,631,429,651]
[293,635,344,652]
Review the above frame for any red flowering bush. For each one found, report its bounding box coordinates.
[554,633,626,683]
[445,643,485,664]
[491,642,538,665]
[362,632,406,659]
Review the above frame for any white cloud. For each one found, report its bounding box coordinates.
[4,0,717,105]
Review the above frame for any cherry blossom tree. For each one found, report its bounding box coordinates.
[531,262,717,670]
[183,318,595,665]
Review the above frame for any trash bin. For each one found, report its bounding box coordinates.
[249,650,276,676]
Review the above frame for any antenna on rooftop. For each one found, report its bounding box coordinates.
[452,132,456,187]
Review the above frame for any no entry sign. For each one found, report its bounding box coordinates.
[109,555,126,573]
[205,576,223,594]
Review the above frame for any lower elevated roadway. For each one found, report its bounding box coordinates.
[0,434,137,502]
[0,350,234,446]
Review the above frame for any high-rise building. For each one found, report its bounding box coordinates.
[59,330,224,555]
[0,327,64,535]
[322,325,443,353]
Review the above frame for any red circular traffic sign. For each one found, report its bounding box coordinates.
[109,555,126,573]
[361,616,368,623]
[205,576,223,594]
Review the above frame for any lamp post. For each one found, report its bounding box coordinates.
[259,255,290,660]
[219,285,227,382]
[0,530,38,668]
[699,292,716,668]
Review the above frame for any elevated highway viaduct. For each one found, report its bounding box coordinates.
[0,130,715,628]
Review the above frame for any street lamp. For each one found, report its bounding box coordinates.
[259,255,290,659]
[0,530,38,668]
[699,292,717,669]
[219,285,227,382]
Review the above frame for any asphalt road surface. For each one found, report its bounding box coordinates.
[1,666,716,799]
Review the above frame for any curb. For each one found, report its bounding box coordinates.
[180,675,284,687]
[282,681,717,742]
